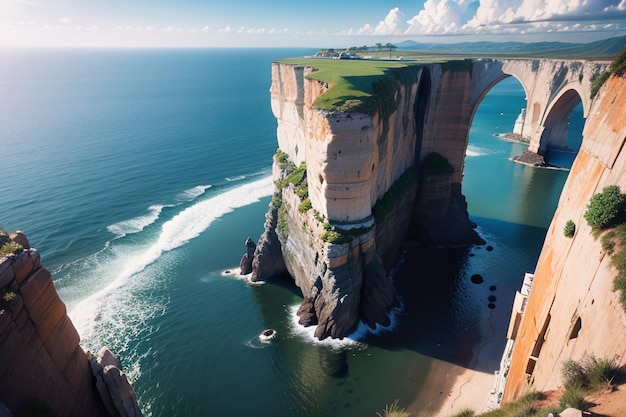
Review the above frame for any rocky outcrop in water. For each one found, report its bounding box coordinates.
[238,237,256,275]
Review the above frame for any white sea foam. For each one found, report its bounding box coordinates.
[288,305,368,350]
[178,184,212,201]
[466,145,490,157]
[107,205,167,238]
[70,176,273,339]
[225,175,245,182]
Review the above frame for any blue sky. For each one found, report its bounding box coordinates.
[2,0,626,48]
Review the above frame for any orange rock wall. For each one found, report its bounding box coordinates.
[0,250,110,416]
[503,73,626,401]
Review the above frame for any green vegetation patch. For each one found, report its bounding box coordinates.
[278,58,423,116]
[274,149,294,171]
[477,391,556,417]
[376,399,412,417]
[591,71,610,99]
[583,185,626,229]
[561,355,620,393]
[563,219,576,238]
[424,152,454,175]
[0,228,23,257]
[372,168,418,224]
[590,45,626,98]
[277,205,289,238]
[584,186,626,313]
[320,221,372,245]
[610,45,626,76]
[0,291,17,311]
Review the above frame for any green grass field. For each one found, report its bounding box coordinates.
[279,57,429,114]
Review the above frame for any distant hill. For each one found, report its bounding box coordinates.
[393,35,626,59]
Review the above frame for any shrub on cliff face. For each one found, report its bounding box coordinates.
[591,71,610,99]
[298,197,312,213]
[563,220,576,238]
[583,185,626,229]
[423,152,454,175]
[598,223,626,314]
[277,206,289,238]
[0,291,17,311]
[609,45,626,76]
[561,355,620,392]
[274,149,294,171]
[0,229,23,257]
[372,168,417,223]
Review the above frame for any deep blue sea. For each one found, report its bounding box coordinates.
[0,49,582,416]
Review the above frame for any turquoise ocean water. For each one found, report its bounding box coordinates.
[0,49,582,416]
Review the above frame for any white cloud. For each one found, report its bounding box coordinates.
[406,0,477,34]
[357,0,626,37]
[58,17,69,24]
[218,26,231,33]
[355,23,373,35]
[161,26,174,32]
[373,7,407,35]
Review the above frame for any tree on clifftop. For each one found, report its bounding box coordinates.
[384,43,397,58]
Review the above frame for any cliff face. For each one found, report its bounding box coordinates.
[250,62,480,339]
[0,233,143,417]
[503,73,626,401]
[270,63,419,223]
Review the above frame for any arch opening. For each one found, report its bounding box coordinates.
[463,76,571,229]
[538,89,584,169]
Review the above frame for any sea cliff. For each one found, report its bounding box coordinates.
[246,61,482,339]
[503,69,626,400]
[0,232,143,417]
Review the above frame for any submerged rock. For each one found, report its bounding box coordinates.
[471,274,484,284]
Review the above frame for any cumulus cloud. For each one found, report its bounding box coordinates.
[374,7,407,35]
[406,0,477,34]
[360,0,626,36]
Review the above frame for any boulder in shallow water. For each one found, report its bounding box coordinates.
[297,296,318,326]
[471,274,484,284]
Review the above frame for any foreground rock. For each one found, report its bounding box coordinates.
[0,233,143,416]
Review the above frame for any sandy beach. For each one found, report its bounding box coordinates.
[409,300,508,416]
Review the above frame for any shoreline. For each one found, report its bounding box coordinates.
[409,302,505,416]
[493,132,529,144]
[509,157,571,171]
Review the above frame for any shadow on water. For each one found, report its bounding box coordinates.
[366,245,482,367]
[364,216,549,374]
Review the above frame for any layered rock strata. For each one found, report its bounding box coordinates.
[246,62,481,339]
[503,72,626,400]
[0,233,143,417]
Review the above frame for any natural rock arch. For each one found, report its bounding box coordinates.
[537,88,584,155]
